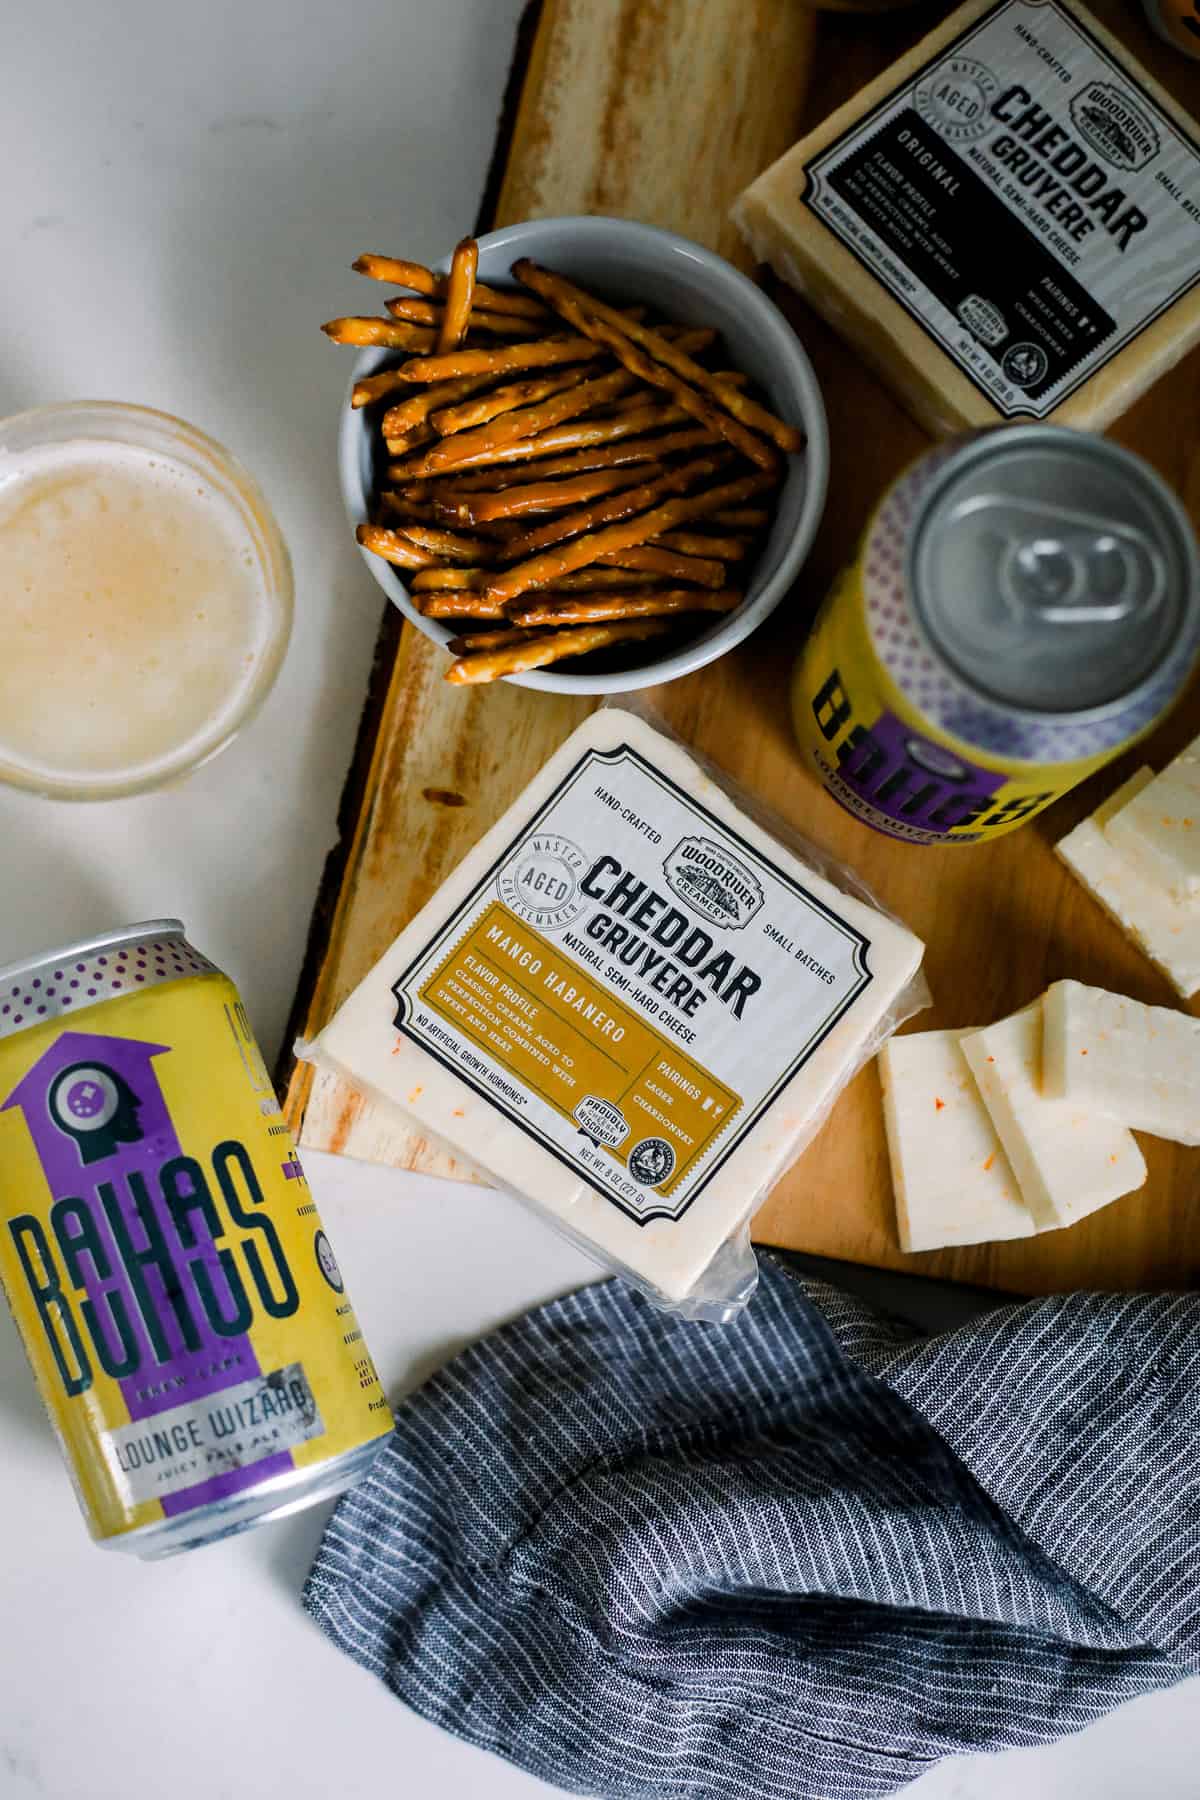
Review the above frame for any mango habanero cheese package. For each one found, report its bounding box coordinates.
[300,707,927,1318]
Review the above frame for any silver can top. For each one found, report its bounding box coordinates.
[0,920,217,1044]
[910,427,1200,717]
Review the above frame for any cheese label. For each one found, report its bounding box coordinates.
[390,739,875,1225]
[802,0,1200,418]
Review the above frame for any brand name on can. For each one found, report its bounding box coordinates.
[8,1135,299,1399]
[809,667,1053,843]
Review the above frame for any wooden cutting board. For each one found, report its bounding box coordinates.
[282,0,1200,1295]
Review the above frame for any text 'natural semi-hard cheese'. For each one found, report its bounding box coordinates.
[301,711,925,1303]
[734,0,1200,435]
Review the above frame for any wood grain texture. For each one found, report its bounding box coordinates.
[285,0,1200,1295]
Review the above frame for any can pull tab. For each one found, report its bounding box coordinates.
[961,494,1168,626]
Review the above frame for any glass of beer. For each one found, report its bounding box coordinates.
[0,401,293,799]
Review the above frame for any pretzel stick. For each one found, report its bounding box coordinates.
[412,564,676,594]
[446,627,531,654]
[383,295,543,340]
[511,588,741,626]
[447,464,661,525]
[381,372,501,440]
[549,566,670,591]
[652,530,748,559]
[378,493,443,524]
[383,427,436,460]
[445,618,673,685]
[397,521,494,563]
[514,260,803,457]
[431,369,587,436]
[410,567,490,591]
[381,294,445,327]
[379,495,510,540]
[394,336,607,382]
[380,502,511,546]
[437,427,718,485]
[594,545,727,586]
[509,283,777,471]
[352,254,551,320]
[438,239,478,353]
[421,367,640,472]
[485,469,772,605]
[393,403,700,479]
[355,523,436,569]
[419,593,508,619]
[352,367,413,409]
[322,317,437,351]
[500,455,731,561]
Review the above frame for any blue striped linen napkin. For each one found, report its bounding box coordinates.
[304,1258,1200,1799]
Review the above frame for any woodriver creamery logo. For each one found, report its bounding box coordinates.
[1069,83,1160,172]
[662,837,765,930]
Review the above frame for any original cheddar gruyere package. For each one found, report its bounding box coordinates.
[299,706,928,1320]
[734,0,1200,437]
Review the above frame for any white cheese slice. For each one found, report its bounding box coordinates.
[879,1030,1033,1252]
[1104,739,1200,902]
[1042,978,1200,1146]
[959,1004,1146,1232]
[301,708,925,1303]
[1057,768,1200,1000]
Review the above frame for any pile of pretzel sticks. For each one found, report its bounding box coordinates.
[323,237,804,684]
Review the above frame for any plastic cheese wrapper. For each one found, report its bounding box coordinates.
[299,706,928,1319]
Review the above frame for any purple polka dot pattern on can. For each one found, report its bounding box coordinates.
[0,929,218,1041]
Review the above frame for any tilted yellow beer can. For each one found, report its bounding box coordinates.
[0,920,392,1556]
[793,428,1200,845]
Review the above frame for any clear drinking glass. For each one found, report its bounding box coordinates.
[0,400,293,800]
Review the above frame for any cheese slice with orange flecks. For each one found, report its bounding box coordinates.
[1104,738,1200,902]
[1057,768,1200,999]
[960,1003,1146,1232]
[1042,978,1200,1146]
[879,1029,1033,1253]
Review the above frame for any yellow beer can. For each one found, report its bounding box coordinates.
[792,428,1200,845]
[0,920,392,1556]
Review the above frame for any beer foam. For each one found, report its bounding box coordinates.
[0,439,278,788]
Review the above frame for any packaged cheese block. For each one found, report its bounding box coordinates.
[1104,736,1200,901]
[734,0,1200,436]
[301,709,926,1309]
[1057,768,1200,998]
[960,1003,1146,1229]
[1043,978,1200,1144]
[879,1029,1033,1252]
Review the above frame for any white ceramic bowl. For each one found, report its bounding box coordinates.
[339,216,828,693]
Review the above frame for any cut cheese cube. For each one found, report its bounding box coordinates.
[1043,978,1200,1146]
[301,708,925,1304]
[1104,740,1200,902]
[960,1004,1146,1232]
[1057,769,1200,1000]
[879,1030,1033,1253]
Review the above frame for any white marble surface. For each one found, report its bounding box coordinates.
[0,3,1196,1796]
